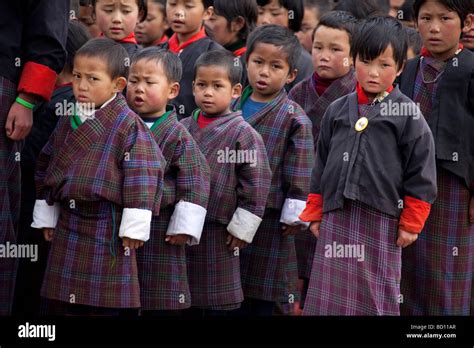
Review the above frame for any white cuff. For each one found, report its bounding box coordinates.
[226,207,262,243]
[31,200,60,229]
[166,200,207,246]
[119,208,152,242]
[280,198,308,227]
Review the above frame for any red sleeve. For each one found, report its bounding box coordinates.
[17,61,58,101]
[299,193,323,222]
[399,196,431,234]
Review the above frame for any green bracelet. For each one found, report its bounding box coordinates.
[15,96,35,109]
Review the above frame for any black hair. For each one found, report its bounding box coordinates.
[405,26,422,56]
[304,0,334,15]
[65,21,92,73]
[373,0,391,15]
[131,47,182,83]
[213,0,258,41]
[91,0,147,22]
[413,0,472,28]
[150,0,166,17]
[333,0,383,19]
[193,50,243,86]
[312,10,358,42]
[351,16,407,70]
[79,0,91,6]
[397,0,416,22]
[246,24,301,72]
[75,37,130,79]
[256,0,304,32]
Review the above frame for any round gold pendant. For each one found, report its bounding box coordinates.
[355,117,369,132]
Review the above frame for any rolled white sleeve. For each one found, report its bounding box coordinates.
[166,200,207,246]
[119,208,152,242]
[280,198,309,227]
[31,200,61,229]
[227,207,262,243]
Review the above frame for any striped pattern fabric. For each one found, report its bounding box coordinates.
[0,77,22,315]
[137,109,210,310]
[37,94,164,308]
[401,168,474,315]
[182,111,271,309]
[303,200,402,316]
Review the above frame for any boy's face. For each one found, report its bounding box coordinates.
[312,25,352,80]
[205,13,236,46]
[166,0,211,38]
[72,55,126,108]
[295,7,319,53]
[416,0,462,60]
[127,59,179,117]
[95,0,141,40]
[135,2,169,46]
[247,42,297,103]
[193,65,242,116]
[355,45,402,98]
[257,0,289,29]
[461,13,474,50]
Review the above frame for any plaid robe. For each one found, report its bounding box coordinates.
[233,88,315,302]
[0,77,22,315]
[137,108,210,310]
[36,94,164,309]
[289,71,356,280]
[181,111,271,310]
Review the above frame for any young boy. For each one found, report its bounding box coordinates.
[399,0,474,316]
[92,0,147,56]
[295,0,333,53]
[299,16,437,316]
[405,26,422,59]
[31,38,164,315]
[126,48,210,314]
[288,10,357,311]
[161,0,223,119]
[232,25,314,315]
[462,11,474,51]
[78,0,102,37]
[181,50,272,315]
[135,0,170,47]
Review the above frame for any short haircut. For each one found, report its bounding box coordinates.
[65,20,92,73]
[200,0,214,9]
[351,16,407,70]
[256,0,304,32]
[150,0,166,17]
[413,0,472,28]
[213,0,258,41]
[131,47,182,83]
[312,10,358,42]
[304,0,334,15]
[333,0,383,19]
[246,24,302,72]
[75,38,130,79]
[405,27,422,56]
[91,0,147,22]
[193,50,243,86]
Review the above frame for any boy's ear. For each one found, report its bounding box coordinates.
[203,6,213,21]
[286,68,298,85]
[114,77,127,92]
[168,82,180,100]
[232,83,243,99]
[231,16,246,33]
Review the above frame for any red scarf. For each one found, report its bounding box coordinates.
[234,47,247,57]
[356,82,394,105]
[197,111,219,129]
[152,34,169,46]
[99,32,137,44]
[168,27,206,54]
[420,43,463,58]
[313,72,336,96]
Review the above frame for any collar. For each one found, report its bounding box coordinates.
[152,34,169,46]
[73,93,117,126]
[168,27,206,54]
[100,32,137,44]
[420,43,463,59]
[356,83,393,105]
[225,40,247,57]
[147,105,174,132]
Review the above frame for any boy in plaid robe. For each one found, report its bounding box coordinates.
[232,25,314,315]
[31,39,164,315]
[399,0,474,316]
[182,50,271,315]
[127,48,210,314]
[288,11,358,308]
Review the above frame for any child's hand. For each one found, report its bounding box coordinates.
[43,228,54,242]
[469,196,474,224]
[165,234,189,246]
[122,237,144,250]
[226,234,248,251]
[281,224,300,236]
[396,228,418,248]
[309,221,321,238]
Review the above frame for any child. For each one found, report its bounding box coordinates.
[161,0,223,119]
[256,0,314,91]
[79,0,102,37]
[92,0,147,56]
[295,0,333,53]
[181,50,272,315]
[405,26,422,59]
[135,0,170,47]
[31,38,164,315]
[333,0,382,19]
[232,25,314,315]
[462,11,474,50]
[399,0,474,315]
[126,48,210,314]
[288,10,357,310]
[299,16,437,316]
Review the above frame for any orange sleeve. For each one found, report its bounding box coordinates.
[399,196,431,234]
[18,61,58,101]
[299,193,323,222]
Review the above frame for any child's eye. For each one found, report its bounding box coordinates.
[420,16,430,21]
[271,11,282,16]
[123,10,132,14]
[272,64,282,69]
[253,59,262,65]
[196,82,205,87]
[103,8,113,13]
[332,48,341,52]
[89,76,98,81]
[441,16,451,21]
